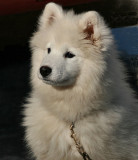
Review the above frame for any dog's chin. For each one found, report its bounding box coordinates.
[41,78,75,87]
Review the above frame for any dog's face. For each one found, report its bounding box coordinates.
[38,41,81,86]
[31,3,112,87]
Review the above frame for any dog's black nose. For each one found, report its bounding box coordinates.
[40,66,52,78]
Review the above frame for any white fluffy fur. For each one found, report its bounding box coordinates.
[23,3,138,160]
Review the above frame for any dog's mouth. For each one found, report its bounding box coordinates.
[41,78,73,87]
[40,76,77,87]
[38,72,76,87]
[42,79,59,86]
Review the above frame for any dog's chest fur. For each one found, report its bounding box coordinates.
[25,102,120,160]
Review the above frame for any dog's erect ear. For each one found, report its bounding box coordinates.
[39,3,63,29]
[79,11,102,46]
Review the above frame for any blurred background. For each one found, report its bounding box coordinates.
[0,0,138,160]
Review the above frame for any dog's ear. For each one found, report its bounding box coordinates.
[79,11,104,48]
[39,3,63,29]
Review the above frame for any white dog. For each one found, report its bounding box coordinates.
[23,3,138,160]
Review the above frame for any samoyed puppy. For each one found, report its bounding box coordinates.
[23,3,138,160]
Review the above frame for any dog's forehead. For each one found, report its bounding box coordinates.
[48,20,82,47]
[45,41,72,54]
[53,20,77,36]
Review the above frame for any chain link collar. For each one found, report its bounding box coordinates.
[70,122,92,160]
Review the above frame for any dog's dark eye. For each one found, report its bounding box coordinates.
[47,48,51,54]
[64,52,75,58]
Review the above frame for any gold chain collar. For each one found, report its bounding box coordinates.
[70,122,92,160]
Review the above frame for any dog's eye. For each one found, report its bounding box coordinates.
[64,52,75,58]
[47,48,51,54]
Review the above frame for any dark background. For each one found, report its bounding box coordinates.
[0,0,138,159]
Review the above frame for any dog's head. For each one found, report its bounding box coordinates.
[30,3,113,87]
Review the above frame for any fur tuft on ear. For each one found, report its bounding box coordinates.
[79,11,102,46]
[39,3,63,29]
